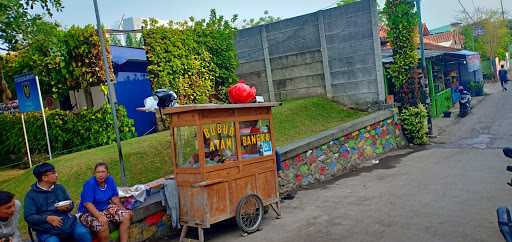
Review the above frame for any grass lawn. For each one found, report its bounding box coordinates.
[0,96,366,234]
[273,97,367,145]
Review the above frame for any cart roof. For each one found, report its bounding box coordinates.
[161,102,281,114]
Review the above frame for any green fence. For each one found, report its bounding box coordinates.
[433,89,453,117]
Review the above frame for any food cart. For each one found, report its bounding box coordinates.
[163,103,282,242]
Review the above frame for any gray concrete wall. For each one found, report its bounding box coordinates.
[235,0,384,107]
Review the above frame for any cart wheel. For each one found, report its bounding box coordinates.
[236,194,264,234]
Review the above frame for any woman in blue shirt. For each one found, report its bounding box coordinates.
[78,163,132,242]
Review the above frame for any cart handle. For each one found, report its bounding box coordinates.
[192,179,227,188]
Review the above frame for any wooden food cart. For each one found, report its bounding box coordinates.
[163,103,282,242]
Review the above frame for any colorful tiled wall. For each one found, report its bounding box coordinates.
[279,116,406,194]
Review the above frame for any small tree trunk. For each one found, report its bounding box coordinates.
[0,59,13,103]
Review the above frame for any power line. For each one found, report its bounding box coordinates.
[471,0,477,10]
[457,0,475,23]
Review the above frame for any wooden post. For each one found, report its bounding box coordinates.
[21,114,33,168]
[35,76,52,160]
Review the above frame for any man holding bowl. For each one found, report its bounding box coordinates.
[24,163,92,242]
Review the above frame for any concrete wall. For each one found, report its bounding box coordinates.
[277,110,406,194]
[69,86,108,111]
[235,0,385,107]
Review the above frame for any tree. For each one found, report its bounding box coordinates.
[143,9,239,103]
[0,0,63,51]
[124,33,143,48]
[125,33,135,47]
[458,8,511,79]
[109,35,122,46]
[383,0,422,107]
[2,23,114,98]
[138,35,144,47]
[480,14,510,79]
[242,10,281,28]
[383,0,418,89]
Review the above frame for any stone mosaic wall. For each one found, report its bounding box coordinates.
[278,116,406,194]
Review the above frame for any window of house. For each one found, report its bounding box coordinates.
[175,126,199,168]
[240,120,272,160]
[202,122,237,166]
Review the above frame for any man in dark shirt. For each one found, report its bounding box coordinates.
[24,163,92,242]
[499,64,509,91]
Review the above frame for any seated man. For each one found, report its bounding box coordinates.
[0,191,21,242]
[24,163,92,242]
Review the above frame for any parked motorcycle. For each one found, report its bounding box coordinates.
[496,147,512,242]
[458,87,472,118]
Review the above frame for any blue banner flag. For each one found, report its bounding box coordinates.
[15,73,42,113]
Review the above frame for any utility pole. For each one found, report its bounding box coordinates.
[92,0,128,186]
[500,0,505,20]
[415,0,433,136]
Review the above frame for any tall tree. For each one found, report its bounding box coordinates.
[125,33,142,48]
[0,0,63,51]
[480,12,510,79]
[2,23,114,98]
[383,0,420,106]
[242,10,281,28]
[458,8,511,79]
[109,35,122,46]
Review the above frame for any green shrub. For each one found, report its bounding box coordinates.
[0,105,136,166]
[143,9,239,103]
[400,104,429,145]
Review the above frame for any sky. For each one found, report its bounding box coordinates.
[44,0,512,30]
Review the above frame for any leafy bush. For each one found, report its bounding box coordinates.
[2,23,114,98]
[143,9,239,103]
[0,105,136,167]
[468,81,484,96]
[399,104,428,145]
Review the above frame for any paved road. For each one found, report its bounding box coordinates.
[166,85,512,242]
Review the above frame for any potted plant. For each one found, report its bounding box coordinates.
[469,81,484,97]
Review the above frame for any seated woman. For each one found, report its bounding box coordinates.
[78,163,132,242]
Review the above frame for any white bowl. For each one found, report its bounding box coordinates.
[54,200,72,208]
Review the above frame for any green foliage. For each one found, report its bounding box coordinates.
[242,10,281,28]
[143,9,239,103]
[399,104,428,145]
[2,23,114,98]
[64,25,115,90]
[383,0,419,89]
[468,81,484,96]
[0,105,136,167]
[0,0,63,51]
[461,10,511,79]
[479,14,510,66]
[461,25,480,52]
[125,33,143,48]
[109,35,122,46]
[336,0,359,7]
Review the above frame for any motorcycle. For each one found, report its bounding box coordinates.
[458,87,472,118]
[497,147,512,242]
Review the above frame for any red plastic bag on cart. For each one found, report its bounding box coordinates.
[227,80,256,104]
